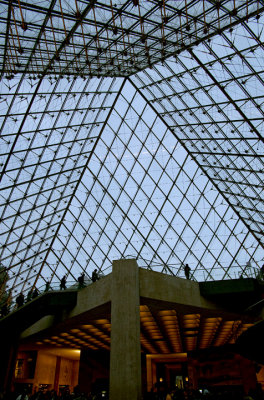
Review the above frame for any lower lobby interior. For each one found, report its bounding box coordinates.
[1,259,264,399]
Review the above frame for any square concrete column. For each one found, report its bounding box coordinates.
[109,259,142,400]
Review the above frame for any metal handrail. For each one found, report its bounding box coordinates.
[137,260,263,282]
[0,276,103,318]
[1,263,263,319]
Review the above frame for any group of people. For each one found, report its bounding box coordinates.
[0,387,88,400]
[15,285,42,309]
[1,384,263,400]
[12,287,38,310]
[147,386,264,400]
[1,386,263,400]
[3,384,108,400]
[0,269,102,319]
[59,269,100,290]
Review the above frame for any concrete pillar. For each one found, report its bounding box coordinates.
[109,259,142,400]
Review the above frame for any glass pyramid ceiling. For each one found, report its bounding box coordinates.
[0,0,264,296]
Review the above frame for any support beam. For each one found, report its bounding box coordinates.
[109,259,142,400]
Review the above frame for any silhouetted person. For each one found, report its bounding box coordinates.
[77,272,85,288]
[60,275,67,290]
[184,264,191,279]
[32,287,39,299]
[260,264,264,279]
[26,288,33,302]
[45,281,50,292]
[16,388,29,400]
[0,301,9,317]
[50,389,58,400]
[31,389,43,400]
[1,290,11,316]
[92,269,99,282]
[16,292,24,308]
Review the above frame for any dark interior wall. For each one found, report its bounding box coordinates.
[79,350,110,395]
[79,349,148,397]
[190,349,258,395]
[0,335,19,393]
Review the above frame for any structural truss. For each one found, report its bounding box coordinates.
[0,0,264,296]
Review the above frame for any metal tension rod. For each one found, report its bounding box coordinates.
[0,0,97,185]
[34,77,127,287]
[128,75,264,252]
[0,3,12,80]
[0,0,58,184]
[188,49,264,146]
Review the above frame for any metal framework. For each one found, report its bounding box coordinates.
[0,0,264,297]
